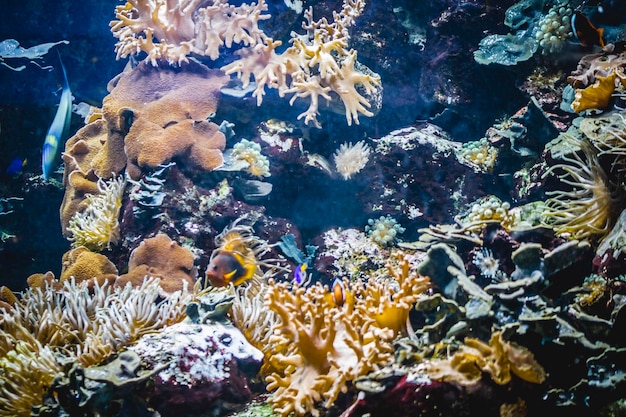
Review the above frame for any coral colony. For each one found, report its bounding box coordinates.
[3,0,626,417]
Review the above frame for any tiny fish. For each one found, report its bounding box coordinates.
[293,263,307,285]
[571,11,605,48]
[5,158,26,176]
[42,54,72,180]
[330,278,346,307]
[205,251,256,287]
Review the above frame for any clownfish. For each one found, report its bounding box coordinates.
[205,250,257,287]
[571,11,605,48]
[326,278,350,307]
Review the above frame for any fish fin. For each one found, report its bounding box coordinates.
[231,265,257,286]
[597,28,605,48]
[223,269,238,284]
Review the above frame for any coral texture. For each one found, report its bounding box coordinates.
[116,233,197,294]
[59,246,118,287]
[263,259,429,417]
[103,60,228,176]
[110,0,270,65]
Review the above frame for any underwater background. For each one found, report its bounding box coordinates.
[0,0,626,416]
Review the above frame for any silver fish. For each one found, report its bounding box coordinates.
[42,56,72,180]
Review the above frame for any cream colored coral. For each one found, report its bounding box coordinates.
[110,0,269,65]
[66,175,126,251]
[333,140,371,180]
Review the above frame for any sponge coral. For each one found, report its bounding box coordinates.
[116,234,197,294]
[102,60,228,177]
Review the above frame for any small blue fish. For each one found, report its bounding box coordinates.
[5,158,26,176]
[42,54,72,180]
[293,263,307,285]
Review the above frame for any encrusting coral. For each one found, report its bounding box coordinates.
[262,256,429,417]
[59,246,118,288]
[0,277,190,416]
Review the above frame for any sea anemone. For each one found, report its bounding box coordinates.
[542,139,624,240]
[333,140,371,180]
[472,247,502,280]
[66,175,126,251]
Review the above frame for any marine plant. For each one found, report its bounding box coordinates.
[66,175,126,251]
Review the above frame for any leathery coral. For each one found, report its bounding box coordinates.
[263,258,429,417]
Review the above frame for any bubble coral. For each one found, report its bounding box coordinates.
[366,215,405,246]
[535,4,573,54]
[457,137,498,173]
[228,139,271,178]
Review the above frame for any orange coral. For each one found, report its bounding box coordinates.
[102,60,228,177]
[59,246,118,288]
[427,331,546,386]
[116,234,196,294]
[572,71,617,113]
[263,268,428,416]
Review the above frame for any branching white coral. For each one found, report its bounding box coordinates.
[333,140,371,180]
[66,175,126,251]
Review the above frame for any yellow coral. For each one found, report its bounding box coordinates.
[572,71,617,113]
[66,175,126,251]
[427,331,546,386]
[263,262,429,417]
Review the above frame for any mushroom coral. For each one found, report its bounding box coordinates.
[263,260,429,417]
[103,60,228,179]
[116,233,197,294]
